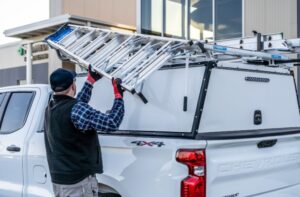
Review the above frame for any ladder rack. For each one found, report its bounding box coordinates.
[45,24,300,94]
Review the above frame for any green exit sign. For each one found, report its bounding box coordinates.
[18,47,26,56]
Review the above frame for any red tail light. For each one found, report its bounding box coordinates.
[176,149,206,197]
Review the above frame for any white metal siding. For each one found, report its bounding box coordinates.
[62,0,137,27]
[244,0,297,39]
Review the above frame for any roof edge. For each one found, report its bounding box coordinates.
[4,14,136,39]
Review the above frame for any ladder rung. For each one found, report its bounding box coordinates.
[123,52,170,86]
[102,46,134,72]
[58,27,80,47]
[94,35,139,71]
[116,50,150,79]
[77,32,110,59]
[133,53,171,86]
[92,37,124,67]
[67,30,95,53]
[112,44,153,78]
[113,52,150,77]
[122,42,171,84]
[86,36,118,63]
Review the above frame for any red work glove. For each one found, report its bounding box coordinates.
[112,78,124,99]
[87,65,102,84]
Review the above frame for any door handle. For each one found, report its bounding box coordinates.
[257,139,277,149]
[6,145,21,152]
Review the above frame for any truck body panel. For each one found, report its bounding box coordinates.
[199,68,300,132]
[206,135,300,197]
[97,135,206,197]
[0,64,299,196]
[78,66,205,133]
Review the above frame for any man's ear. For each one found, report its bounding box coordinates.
[72,82,76,90]
[72,82,77,95]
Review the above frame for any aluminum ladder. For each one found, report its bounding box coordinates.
[45,25,205,95]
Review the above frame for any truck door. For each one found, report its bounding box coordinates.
[0,91,35,197]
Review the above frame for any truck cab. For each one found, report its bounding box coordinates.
[0,85,52,197]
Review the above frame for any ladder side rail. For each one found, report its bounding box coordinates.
[212,33,287,52]
[201,43,289,60]
[69,24,190,44]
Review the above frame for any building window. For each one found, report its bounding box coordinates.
[165,0,185,38]
[190,0,213,40]
[141,0,163,36]
[215,0,242,40]
[140,0,242,40]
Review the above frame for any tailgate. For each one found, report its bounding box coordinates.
[205,133,300,197]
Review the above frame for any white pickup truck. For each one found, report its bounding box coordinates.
[0,60,300,197]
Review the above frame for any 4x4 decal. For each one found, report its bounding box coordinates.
[131,141,165,147]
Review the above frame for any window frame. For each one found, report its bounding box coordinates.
[139,0,244,41]
[0,93,9,126]
[0,91,36,135]
[214,0,243,40]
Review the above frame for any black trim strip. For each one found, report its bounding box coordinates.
[290,69,300,114]
[215,66,291,76]
[191,61,215,137]
[98,130,195,139]
[245,76,270,83]
[0,93,9,127]
[160,62,206,70]
[196,127,300,140]
[257,33,262,51]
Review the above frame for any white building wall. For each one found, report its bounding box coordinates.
[244,0,297,39]
[62,0,136,27]
[0,41,25,69]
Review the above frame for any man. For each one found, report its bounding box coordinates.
[44,66,124,197]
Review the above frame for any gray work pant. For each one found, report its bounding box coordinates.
[53,175,99,197]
